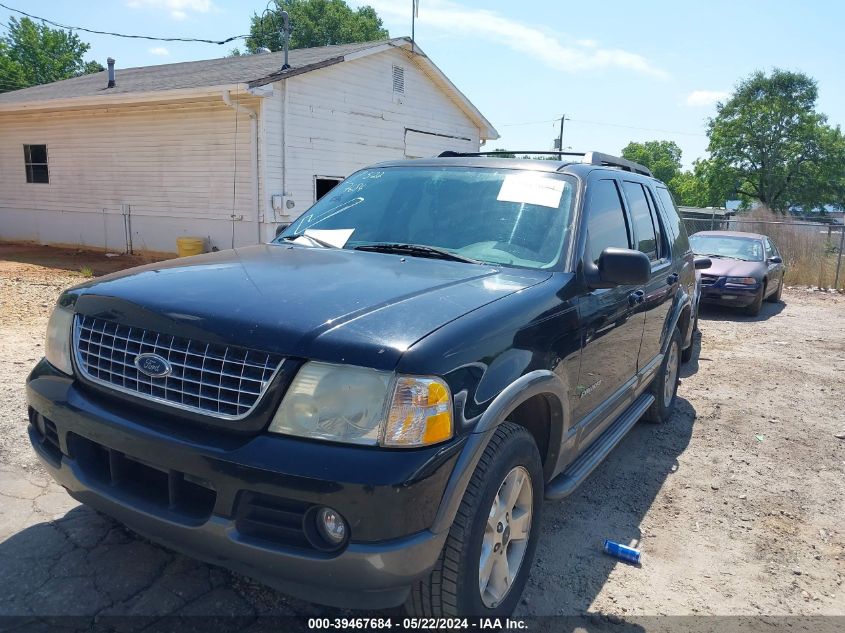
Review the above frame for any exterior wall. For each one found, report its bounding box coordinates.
[274,47,482,224]
[0,96,260,253]
[0,47,486,251]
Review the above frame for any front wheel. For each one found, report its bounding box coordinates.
[644,327,682,424]
[745,284,764,315]
[406,423,543,617]
[766,278,783,303]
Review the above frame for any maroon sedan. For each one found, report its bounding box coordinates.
[689,230,786,316]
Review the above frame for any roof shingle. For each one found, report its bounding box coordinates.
[0,39,397,104]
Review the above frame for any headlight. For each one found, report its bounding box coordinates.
[45,306,74,375]
[726,277,757,285]
[268,362,453,447]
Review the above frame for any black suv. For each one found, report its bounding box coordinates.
[27,151,702,616]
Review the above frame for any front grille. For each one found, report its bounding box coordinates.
[73,315,284,419]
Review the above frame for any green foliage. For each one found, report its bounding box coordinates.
[246,0,388,53]
[0,17,103,93]
[707,68,845,213]
[491,148,516,158]
[621,140,683,185]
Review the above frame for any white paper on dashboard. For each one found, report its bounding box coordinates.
[496,174,564,208]
[293,228,355,248]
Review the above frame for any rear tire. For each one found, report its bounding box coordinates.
[405,422,543,617]
[744,284,764,316]
[644,327,682,424]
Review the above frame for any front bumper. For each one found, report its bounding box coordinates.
[700,278,760,307]
[26,360,459,609]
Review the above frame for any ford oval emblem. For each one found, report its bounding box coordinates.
[134,353,172,378]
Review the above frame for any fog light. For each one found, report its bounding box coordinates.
[316,507,347,546]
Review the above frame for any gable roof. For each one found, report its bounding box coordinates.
[0,37,498,140]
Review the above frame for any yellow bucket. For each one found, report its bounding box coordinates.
[176,236,205,257]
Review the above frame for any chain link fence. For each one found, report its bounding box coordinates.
[682,215,845,291]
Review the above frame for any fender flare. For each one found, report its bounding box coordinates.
[430,370,568,534]
[665,292,693,352]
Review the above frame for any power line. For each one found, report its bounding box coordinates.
[500,115,708,138]
[0,2,249,45]
[568,117,707,138]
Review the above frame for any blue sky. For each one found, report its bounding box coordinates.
[2,0,843,168]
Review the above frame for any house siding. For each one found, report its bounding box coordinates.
[0,97,260,252]
[0,46,485,252]
[275,47,481,221]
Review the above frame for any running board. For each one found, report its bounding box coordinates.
[545,393,655,500]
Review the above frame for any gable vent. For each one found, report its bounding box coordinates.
[392,65,405,94]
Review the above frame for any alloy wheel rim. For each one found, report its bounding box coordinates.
[479,465,533,609]
[664,340,679,404]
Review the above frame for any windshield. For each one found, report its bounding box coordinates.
[276,166,577,269]
[689,234,764,262]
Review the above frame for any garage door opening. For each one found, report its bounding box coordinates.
[315,177,343,201]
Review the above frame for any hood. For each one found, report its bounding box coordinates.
[67,245,551,370]
[702,256,765,279]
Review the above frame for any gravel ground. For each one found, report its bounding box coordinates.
[0,243,843,623]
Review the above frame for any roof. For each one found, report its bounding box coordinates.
[0,40,388,103]
[0,37,498,140]
[690,230,767,240]
[679,206,736,218]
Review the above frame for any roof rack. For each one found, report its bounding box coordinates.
[436,150,654,178]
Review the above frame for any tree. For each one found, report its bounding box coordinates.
[707,69,844,212]
[0,17,103,93]
[245,0,388,53]
[491,148,516,158]
[621,140,683,185]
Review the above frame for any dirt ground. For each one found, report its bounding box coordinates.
[0,243,843,622]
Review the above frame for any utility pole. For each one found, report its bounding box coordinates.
[555,114,569,155]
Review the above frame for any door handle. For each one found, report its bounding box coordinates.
[667,273,679,285]
[628,290,645,306]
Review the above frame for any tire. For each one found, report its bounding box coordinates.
[643,327,682,424]
[766,278,783,303]
[681,309,699,364]
[744,284,764,316]
[406,422,543,617]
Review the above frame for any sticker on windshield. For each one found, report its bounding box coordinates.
[297,228,354,248]
[496,173,564,208]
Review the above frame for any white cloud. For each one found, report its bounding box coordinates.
[363,0,668,79]
[149,46,170,56]
[686,90,729,107]
[126,0,213,21]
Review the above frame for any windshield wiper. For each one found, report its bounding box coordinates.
[279,233,338,249]
[354,243,481,264]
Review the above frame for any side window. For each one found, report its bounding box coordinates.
[587,179,630,264]
[622,181,657,260]
[764,238,775,259]
[654,186,689,254]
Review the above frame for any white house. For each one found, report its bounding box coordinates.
[0,37,498,253]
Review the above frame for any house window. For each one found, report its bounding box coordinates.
[24,144,49,184]
[392,65,405,93]
[315,176,343,201]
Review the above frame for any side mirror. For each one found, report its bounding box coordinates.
[694,256,712,270]
[274,223,290,237]
[768,256,783,264]
[588,247,651,289]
